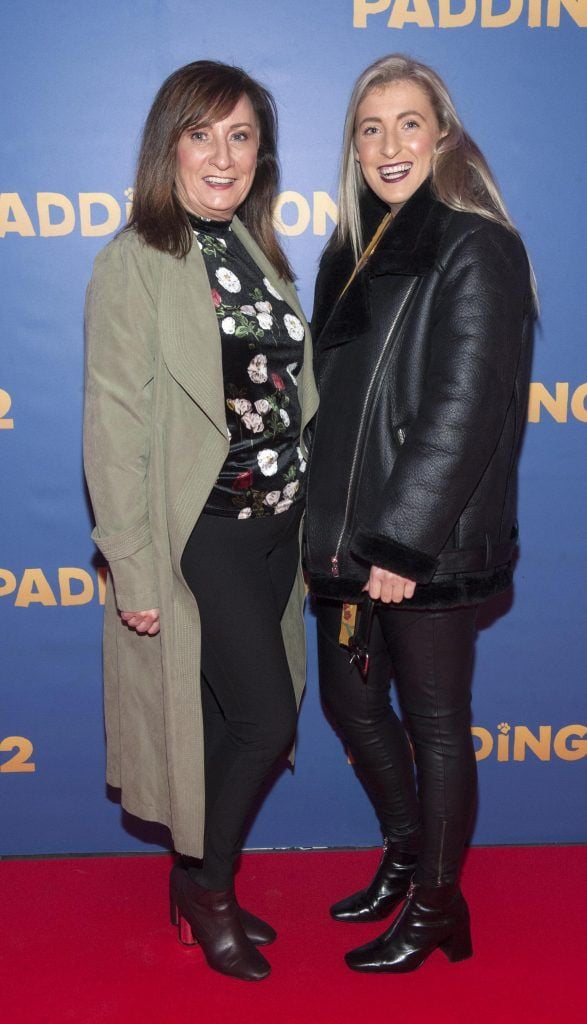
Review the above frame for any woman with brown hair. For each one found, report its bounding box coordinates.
[84,60,318,981]
[305,53,534,972]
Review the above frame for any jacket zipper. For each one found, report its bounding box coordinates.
[331,281,418,576]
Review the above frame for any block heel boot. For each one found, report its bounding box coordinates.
[170,863,276,946]
[169,866,270,981]
[345,882,473,973]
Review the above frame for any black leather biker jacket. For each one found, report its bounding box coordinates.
[305,181,534,608]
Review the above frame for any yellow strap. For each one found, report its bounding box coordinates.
[339,210,394,302]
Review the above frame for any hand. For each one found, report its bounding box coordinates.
[364,566,416,604]
[120,608,160,635]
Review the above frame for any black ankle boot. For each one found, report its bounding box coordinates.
[330,839,417,923]
[172,862,276,945]
[345,882,472,973]
[169,866,270,981]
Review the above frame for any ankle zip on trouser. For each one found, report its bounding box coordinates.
[437,819,447,885]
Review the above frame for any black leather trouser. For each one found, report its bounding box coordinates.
[316,599,478,886]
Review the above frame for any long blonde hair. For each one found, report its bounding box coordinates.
[337,53,516,260]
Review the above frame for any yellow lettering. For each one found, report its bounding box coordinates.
[59,567,95,606]
[439,0,477,25]
[96,566,108,605]
[482,0,524,26]
[97,566,108,605]
[0,388,14,429]
[472,727,493,760]
[0,193,36,237]
[497,731,510,761]
[528,0,543,23]
[547,0,587,26]
[513,726,551,761]
[273,191,311,237]
[79,193,121,237]
[553,725,587,761]
[37,193,76,237]
[0,737,36,773]
[570,383,587,422]
[15,568,58,608]
[313,192,338,236]
[388,0,435,26]
[528,382,568,423]
[354,0,391,27]
[0,569,17,598]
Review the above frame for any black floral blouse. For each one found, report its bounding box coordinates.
[188,213,306,518]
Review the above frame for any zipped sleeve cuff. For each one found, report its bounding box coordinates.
[351,530,438,584]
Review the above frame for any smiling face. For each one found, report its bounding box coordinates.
[354,80,445,213]
[175,94,260,221]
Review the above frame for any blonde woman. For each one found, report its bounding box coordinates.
[305,54,534,972]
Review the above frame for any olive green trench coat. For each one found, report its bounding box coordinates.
[83,221,319,858]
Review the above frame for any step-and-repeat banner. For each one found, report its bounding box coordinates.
[1,1,585,855]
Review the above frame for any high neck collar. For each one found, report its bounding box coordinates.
[186,210,233,236]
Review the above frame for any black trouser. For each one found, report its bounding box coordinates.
[181,506,302,890]
[316,599,478,886]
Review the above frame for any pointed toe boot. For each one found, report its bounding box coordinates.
[331,840,417,923]
[345,882,472,973]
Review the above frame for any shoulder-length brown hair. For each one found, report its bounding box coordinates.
[128,60,293,282]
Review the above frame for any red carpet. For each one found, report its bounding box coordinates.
[1,846,584,1023]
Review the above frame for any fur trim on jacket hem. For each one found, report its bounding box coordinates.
[308,565,513,609]
[351,530,438,583]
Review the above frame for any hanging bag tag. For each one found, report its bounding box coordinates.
[347,596,376,679]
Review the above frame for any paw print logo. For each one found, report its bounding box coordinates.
[124,188,134,201]
[497,722,511,734]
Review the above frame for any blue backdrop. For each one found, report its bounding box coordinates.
[1,1,585,856]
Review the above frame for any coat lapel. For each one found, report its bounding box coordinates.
[315,181,452,350]
[159,241,227,437]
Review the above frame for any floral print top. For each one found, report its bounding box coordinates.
[188,212,306,519]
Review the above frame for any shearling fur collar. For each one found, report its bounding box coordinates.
[312,180,452,347]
